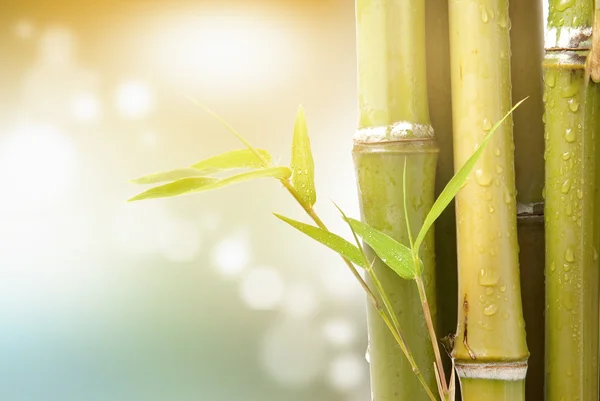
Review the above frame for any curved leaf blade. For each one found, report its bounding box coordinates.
[130,168,212,185]
[413,97,528,253]
[290,106,316,206]
[190,148,272,171]
[346,218,416,280]
[187,98,270,167]
[128,167,291,202]
[274,213,365,268]
[332,202,371,267]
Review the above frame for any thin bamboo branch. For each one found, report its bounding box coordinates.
[415,275,447,395]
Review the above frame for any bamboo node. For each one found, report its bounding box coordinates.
[354,122,434,143]
[545,27,592,50]
[454,361,528,381]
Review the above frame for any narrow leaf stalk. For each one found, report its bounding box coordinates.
[416,274,447,396]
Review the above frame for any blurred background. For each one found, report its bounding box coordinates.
[0,1,371,400]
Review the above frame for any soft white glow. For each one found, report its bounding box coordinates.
[281,283,319,319]
[260,319,326,387]
[72,92,101,122]
[39,26,75,67]
[328,353,366,392]
[112,202,171,256]
[149,11,292,91]
[15,19,35,39]
[322,318,357,348]
[157,218,202,263]
[0,125,75,207]
[199,213,221,231]
[116,80,154,119]
[239,267,284,310]
[140,130,159,148]
[211,233,251,278]
[0,212,97,315]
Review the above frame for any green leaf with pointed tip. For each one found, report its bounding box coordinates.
[290,106,316,206]
[128,167,291,202]
[412,97,528,253]
[187,98,270,167]
[190,149,272,171]
[331,202,371,266]
[274,213,366,268]
[130,168,212,185]
[346,217,417,280]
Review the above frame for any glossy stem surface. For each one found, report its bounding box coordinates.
[354,141,439,401]
[448,0,529,399]
[354,1,440,399]
[543,53,600,401]
[543,1,600,399]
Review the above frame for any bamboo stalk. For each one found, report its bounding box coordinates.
[353,0,439,399]
[543,1,600,399]
[509,0,546,399]
[447,0,529,398]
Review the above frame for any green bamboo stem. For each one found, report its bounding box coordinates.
[354,142,439,401]
[448,0,529,398]
[354,2,439,399]
[543,2,600,399]
[509,0,546,399]
[458,378,524,400]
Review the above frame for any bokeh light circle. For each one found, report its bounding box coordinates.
[260,319,326,387]
[211,233,251,278]
[116,80,154,119]
[328,353,366,392]
[322,318,357,348]
[239,267,285,310]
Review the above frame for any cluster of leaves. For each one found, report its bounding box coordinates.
[129,99,525,401]
[129,100,525,283]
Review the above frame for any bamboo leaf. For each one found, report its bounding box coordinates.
[412,97,528,253]
[332,202,371,267]
[290,106,316,206]
[128,167,291,202]
[187,97,270,167]
[273,213,366,268]
[346,217,417,280]
[190,148,272,171]
[130,149,272,185]
[130,168,212,185]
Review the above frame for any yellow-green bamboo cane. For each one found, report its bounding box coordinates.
[353,0,440,399]
[448,0,529,399]
[543,1,600,400]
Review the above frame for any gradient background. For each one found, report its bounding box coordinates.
[0,1,371,401]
